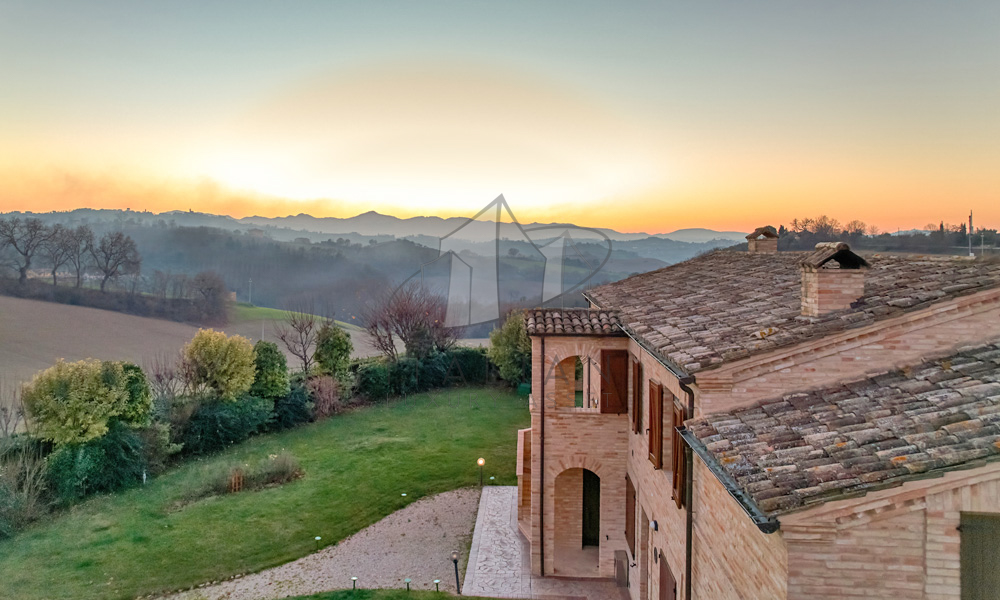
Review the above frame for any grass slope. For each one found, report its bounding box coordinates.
[281,592,493,600]
[0,387,528,600]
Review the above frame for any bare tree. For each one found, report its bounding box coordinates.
[65,225,94,288]
[0,378,26,438]
[275,308,320,372]
[0,217,56,284]
[90,231,141,292]
[192,270,229,322]
[144,353,184,402]
[41,225,76,286]
[362,282,463,361]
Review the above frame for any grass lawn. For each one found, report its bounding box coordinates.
[231,303,362,331]
[0,387,528,600]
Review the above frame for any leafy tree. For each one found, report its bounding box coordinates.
[181,329,256,401]
[250,341,289,400]
[314,322,353,378]
[488,310,532,385]
[21,359,152,446]
[90,231,140,292]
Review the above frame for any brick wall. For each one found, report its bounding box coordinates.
[801,268,866,316]
[780,462,1000,599]
[748,238,778,254]
[691,459,789,599]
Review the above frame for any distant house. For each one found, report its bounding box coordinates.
[516,227,1000,599]
[247,228,266,238]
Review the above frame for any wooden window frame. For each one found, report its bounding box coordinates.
[625,474,636,557]
[631,358,643,434]
[648,380,663,469]
[671,396,687,509]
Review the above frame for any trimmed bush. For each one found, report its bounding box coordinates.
[250,341,290,400]
[356,362,391,401]
[488,311,531,385]
[314,323,353,379]
[181,329,256,402]
[180,396,273,456]
[390,357,421,395]
[46,421,146,505]
[417,351,449,390]
[272,384,312,431]
[445,347,491,384]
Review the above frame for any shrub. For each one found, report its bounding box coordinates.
[445,347,491,384]
[307,376,342,419]
[181,329,256,401]
[488,311,531,385]
[0,437,48,539]
[271,383,313,431]
[46,421,146,505]
[136,422,181,476]
[314,323,353,379]
[180,396,273,455]
[356,362,391,401]
[417,350,449,390]
[22,359,152,446]
[250,341,289,400]
[184,451,303,503]
[389,357,422,395]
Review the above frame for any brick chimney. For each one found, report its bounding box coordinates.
[799,242,869,317]
[746,226,779,254]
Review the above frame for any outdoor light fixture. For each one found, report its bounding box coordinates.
[351,576,358,590]
[477,458,485,486]
[404,578,412,591]
[651,520,658,531]
[315,536,322,551]
[451,550,461,595]
[434,579,441,592]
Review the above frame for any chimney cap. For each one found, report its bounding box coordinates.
[800,242,869,270]
[746,226,779,241]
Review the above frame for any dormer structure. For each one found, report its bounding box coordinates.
[746,225,779,254]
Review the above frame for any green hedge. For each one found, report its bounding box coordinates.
[180,396,274,455]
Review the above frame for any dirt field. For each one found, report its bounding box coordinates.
[0,296,487,391]
[0,296,379,389]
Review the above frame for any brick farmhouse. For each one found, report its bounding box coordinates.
[515,230,1000,599]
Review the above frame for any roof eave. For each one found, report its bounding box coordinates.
[680,426,780,534]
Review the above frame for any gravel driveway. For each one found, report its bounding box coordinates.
[167,488,482,600]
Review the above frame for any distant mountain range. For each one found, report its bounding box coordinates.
[7,207,750,245]
[239,211,749,244]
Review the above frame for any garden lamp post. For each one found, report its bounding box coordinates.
[477,457,485,486]
[451,550,461,594]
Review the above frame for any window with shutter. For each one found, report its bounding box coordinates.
[671,398,687,509]
[600,350,629,414]
[625,474,636,557]
[631,359,643,434]
[648,381,662,469]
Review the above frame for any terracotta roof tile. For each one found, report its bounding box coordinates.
[586,250,1000,373]
[524,308,623,336]
[686,340,1000,516]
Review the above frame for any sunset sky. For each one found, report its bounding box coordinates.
[1,1,998,233]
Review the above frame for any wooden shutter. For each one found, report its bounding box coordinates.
[631,359,643,434]
[671,398,687,509]
[648,381,662,469]
[659,550,677,600]
[961,512,1000,600]
[625,474,636,557]
[600,350,629,414]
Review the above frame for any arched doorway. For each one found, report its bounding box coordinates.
[553,467,601,576]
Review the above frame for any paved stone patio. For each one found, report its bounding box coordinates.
[463,487,627,600]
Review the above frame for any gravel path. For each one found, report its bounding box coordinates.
[167,488,482,600]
